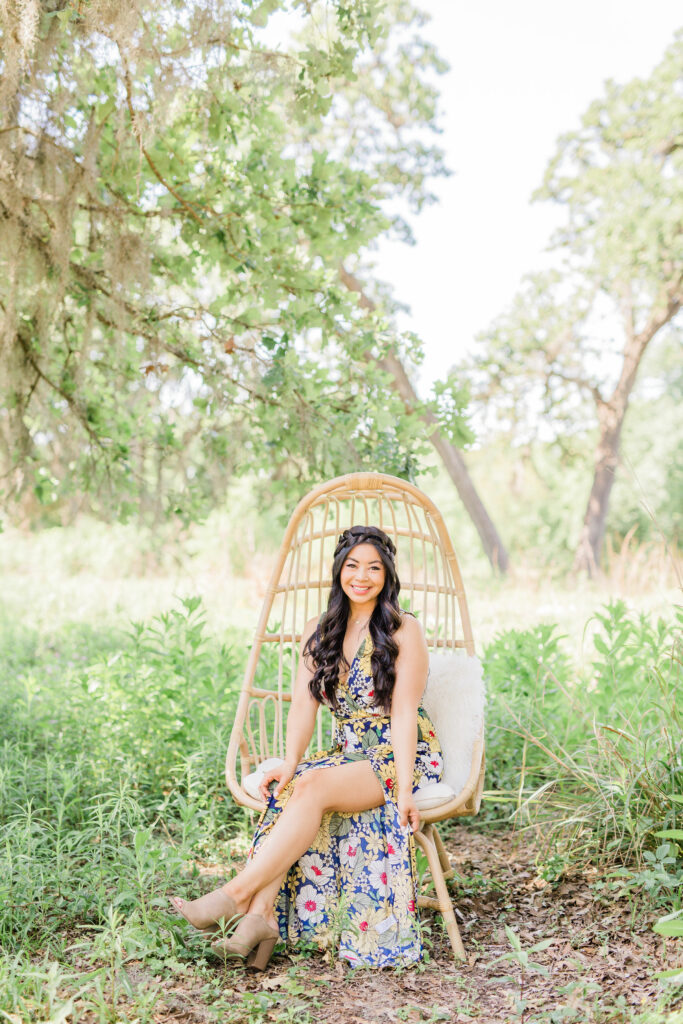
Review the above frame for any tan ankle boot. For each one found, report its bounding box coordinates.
[168,889,242,933]
[211,913,279,970]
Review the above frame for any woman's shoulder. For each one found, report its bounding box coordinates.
[302,615,320,639]
[395,610,426,645]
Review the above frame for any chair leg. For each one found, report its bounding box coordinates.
[432,824,454,879]
[414,824,466,961]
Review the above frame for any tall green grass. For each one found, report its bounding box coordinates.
[483,601,683,893]
[0,598,248,1021]
[1,593,680,1020]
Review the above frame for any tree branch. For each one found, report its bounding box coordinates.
[338,264,510,572]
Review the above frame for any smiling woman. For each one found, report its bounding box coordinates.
[169,524,445,969]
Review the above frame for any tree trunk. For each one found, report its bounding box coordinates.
[339,266,510,573]
[573,401,624,576]
[573,288,682,575]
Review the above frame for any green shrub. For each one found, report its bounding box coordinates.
[0,597,248,960]
[482,602,682,872]
[482,622,572,806]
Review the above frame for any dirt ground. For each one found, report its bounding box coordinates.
[129,826,681,1024]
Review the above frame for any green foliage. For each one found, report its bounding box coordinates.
[483,601,682,873]
[0,0,452,524]
[459,32,683,569]
[0,596,254,1019]
[536,30,683,293]
[489,926,553,1020]
[0,581,680,1018]
[0,597,244,819]
[482,622,572,799]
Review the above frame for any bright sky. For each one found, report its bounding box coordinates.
[371,0,682,396]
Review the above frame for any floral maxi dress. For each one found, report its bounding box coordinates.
[248,635,444,967]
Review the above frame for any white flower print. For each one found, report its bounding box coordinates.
[340,836,362,868]
[300,852,334,886]
[296,883,326,924]
[385,838,401,863]
[419,751,443,778]
[367,857,391,893]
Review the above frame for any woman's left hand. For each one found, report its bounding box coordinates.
[397,792,420,834]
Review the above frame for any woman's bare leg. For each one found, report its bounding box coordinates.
[223,760,384,915]
[246,872,286,930]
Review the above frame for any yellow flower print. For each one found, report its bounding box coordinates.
[358,636,374,681]
[345,904,389,954]
[361,829,388,861]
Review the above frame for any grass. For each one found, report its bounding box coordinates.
[0,519,681,1022]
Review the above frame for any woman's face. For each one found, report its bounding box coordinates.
[339,542,386,611]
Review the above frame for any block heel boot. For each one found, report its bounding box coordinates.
[211,913,279,970]
[168,890,243,934]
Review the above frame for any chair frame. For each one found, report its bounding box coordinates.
[225,472,485,960]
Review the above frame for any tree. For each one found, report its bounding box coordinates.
[0,0,454,523]
[339,265,510,572]
[465,33,683,574]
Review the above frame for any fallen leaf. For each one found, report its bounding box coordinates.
[260,973,290,990]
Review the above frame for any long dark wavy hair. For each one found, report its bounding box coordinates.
[304,525,403,712]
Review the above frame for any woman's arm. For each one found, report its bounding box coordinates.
[258,616,321,801]
[390,614,429,832]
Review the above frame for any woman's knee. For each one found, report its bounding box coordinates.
[289,768,328,808]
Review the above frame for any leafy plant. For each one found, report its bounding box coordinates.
[489,925,553,1021]
[482,623,571,807]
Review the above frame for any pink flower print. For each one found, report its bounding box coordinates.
[430,759,439,767]
[408,899,416,913]
[359,921,369,932]
[368,858,391,891]
[429,730,435,738]
[340,837,361,867]
[368,689,374,698]
[385,778,393,791]
[387,843,396,855]
[296,884,325,923]
[300,853,333,885]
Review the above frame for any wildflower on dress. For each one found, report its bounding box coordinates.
[296,884,326,924]
[300,852,334,886]
[340,837,362,868]
[367,858,391,892]
[419,751,443,776]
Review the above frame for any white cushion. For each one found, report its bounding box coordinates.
[420,652,485,796]
[242,756,284,801]
[414,782,457,810]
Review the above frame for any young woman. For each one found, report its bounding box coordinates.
[170,525,444,968]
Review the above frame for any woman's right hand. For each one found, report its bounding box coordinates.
[258,760,296,802]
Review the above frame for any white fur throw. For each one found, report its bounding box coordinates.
[241,653,485,810]
[420,652,486,797]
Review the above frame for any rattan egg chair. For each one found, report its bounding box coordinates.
[225,472,485,960]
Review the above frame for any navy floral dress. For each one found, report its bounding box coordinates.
[248,635,444,967]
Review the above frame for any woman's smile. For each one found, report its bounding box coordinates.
[340,542,386,610]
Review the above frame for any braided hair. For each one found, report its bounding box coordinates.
[304,525,403,711]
